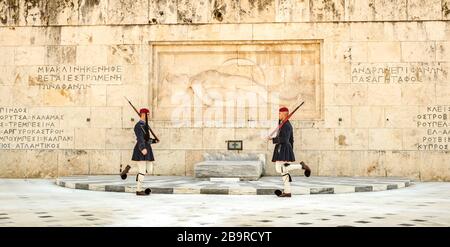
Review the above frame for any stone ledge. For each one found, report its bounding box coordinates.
[55,175,412,195]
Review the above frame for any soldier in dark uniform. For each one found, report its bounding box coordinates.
[121,108,158,196]
[270,106,311,197]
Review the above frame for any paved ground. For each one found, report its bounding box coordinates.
[56,175,412,195]
[0,179,449,227]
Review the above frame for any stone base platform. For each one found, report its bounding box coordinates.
[56,176,412,195]
[194,161,263,180]
[194,152,265,180]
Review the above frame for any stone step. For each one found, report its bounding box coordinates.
[56,175,413,195]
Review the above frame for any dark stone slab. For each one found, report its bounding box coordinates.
[258,219,272,223]
[200,188,229,195]
[412,219,427,222]
[355,186,373,192]
[387,184,398,190]
[310,187,334,194]
[75,183,89,190]
[256,188,278,195]
[150,188,174,194]
[399,223,415,226]
[355,220,371,224]
[105,185,125,192]
[59,181,66,187]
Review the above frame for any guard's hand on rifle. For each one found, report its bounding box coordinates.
[141,149,148,155]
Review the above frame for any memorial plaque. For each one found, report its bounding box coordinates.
[150,41,323,126]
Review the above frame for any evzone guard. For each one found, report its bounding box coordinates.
[121,98,159,196]
[269,105,311,198]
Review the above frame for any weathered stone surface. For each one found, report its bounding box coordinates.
[419,151,450,181]
[335,129,368,150]
[170,128,202,149]
[195,160,263,180]
[351,106,384,128]
[384,106,419,128]
[276,0,309,22]
[25,150,58,178]
[323,106,351,128]
[384,151,420,179]
[0,150,26,178]
[301,128,335,150]
[0,1,449,181]
[153,150,186,175]
[369,129,403,150]
[47,0,79,26]
[194,152,264,180]
[46,46,76,64]
[367,42,401,62]
[74,128,106,149]
[350,150,386,176]
[334,84,367,106]
[57,150,90,176]
[407,0,442,20]
[240,0,275,22]
[309,0,344,21]
[148,0,177,24]
[401,84,435,105]
[444,0,450,20]
[401,42,436,62]
[79,0,108,25]
[208,0,239,23]
[88,150,121,174]
[19,0,48,26]
[367,84,402,106]
[319,150,351,176]
[107,0,148,24]
[0,0,19,26]
[177,0,209,23]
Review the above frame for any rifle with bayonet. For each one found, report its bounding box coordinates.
[267,101,305,139]
[124,97,160,143]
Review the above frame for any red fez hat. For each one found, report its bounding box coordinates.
[279,107,289,113]
[139,108,150,114]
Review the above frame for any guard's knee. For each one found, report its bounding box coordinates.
[136,173,145,182]
[282,173,292,182]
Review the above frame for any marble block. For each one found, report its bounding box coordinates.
[194,152,265,180]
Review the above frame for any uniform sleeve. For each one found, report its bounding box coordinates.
[272,124,290,144]
[134,124,146,151]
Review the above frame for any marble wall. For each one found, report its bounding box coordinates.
[0,0,449,181]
